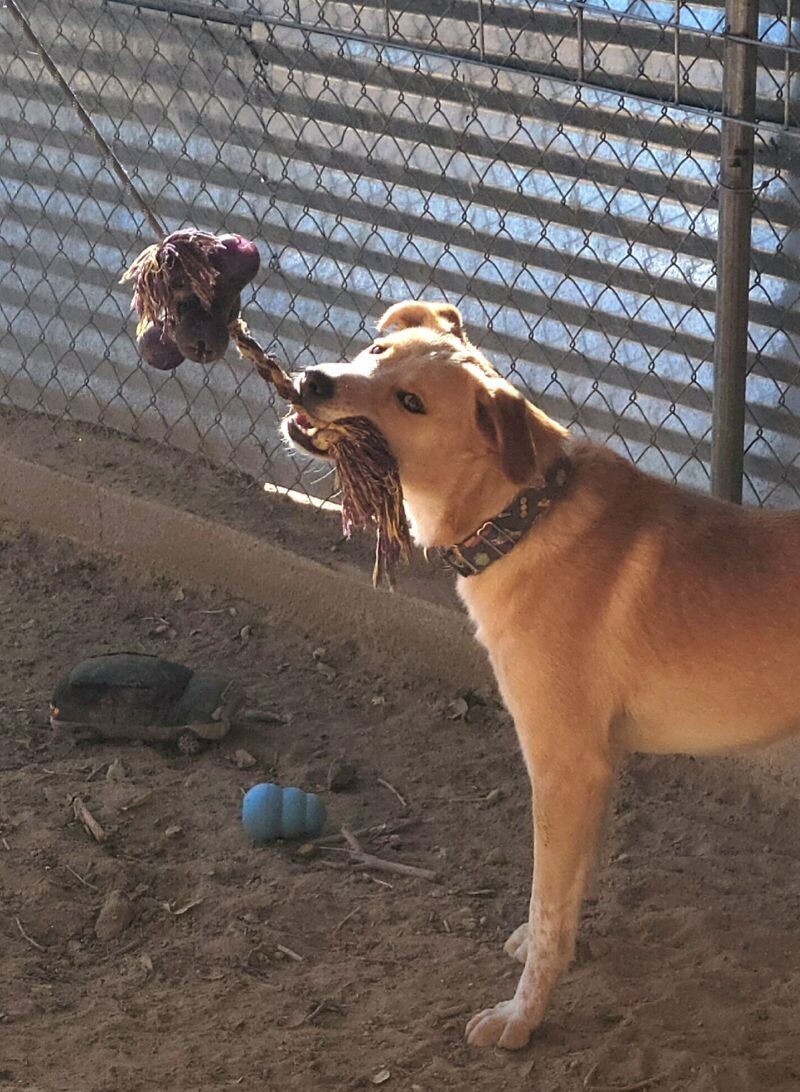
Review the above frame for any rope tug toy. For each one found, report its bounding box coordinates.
[121,230,411,588]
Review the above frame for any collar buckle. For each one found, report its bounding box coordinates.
[438,544,481,577]
[474,519,520,552]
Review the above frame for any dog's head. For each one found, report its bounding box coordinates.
[286,301,568,546]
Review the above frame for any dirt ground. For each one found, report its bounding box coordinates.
[1,479,800,1090]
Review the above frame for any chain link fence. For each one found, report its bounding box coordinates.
[1,0,798,509]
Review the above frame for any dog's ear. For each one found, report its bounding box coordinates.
[476,384,539,487]
[477,383,569,487]
[376,301,466,341]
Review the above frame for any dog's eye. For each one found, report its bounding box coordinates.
[369,343,388,355]
[397,391,425,415]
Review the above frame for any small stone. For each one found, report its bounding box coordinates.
[445,697,469,721]
[105,758,127,782]
[371,1070,391,1086]
[483,788,503,806]
[295,842,319,860]
[95,890,135,941]
[316,661,337,682]
[485,847,507,865]
[327,758,357,792]
[164,824,183,839]
[232,749,257,770]
[238,625,252,642]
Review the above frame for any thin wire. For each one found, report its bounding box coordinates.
[785,0,794,129]
[5,0,165,240]
[576,0,586,83]
[673,0,682,107]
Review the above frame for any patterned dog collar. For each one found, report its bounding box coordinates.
[433,458,571,578]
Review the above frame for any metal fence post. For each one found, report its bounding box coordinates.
[711,0,760,503]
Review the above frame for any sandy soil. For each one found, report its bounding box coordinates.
[1,438,799,1091]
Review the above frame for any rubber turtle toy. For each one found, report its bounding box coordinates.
[50,653,244,754]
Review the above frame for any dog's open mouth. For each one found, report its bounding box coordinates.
[285,411,337,458]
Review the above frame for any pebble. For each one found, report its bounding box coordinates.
[445,697,469,721]
[233,749,257,770]
[105,758,127,781]
[327,758,357,792]
[95,890,135,941]
[295,842,319,860]
[485,847,507,865]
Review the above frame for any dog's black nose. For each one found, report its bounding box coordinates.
[300,368,336,403]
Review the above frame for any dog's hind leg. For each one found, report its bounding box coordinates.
[503,921,529,964]
[467,721,614,1050]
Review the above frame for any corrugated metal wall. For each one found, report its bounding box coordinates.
[2,0,798,505]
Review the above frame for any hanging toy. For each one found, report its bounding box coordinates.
[121,229,411,587]
[121,230,260,367]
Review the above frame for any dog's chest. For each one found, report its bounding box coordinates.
[456,558,530,659]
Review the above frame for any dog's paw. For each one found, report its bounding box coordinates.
[465,999,535,1050]
[503,922,528,964]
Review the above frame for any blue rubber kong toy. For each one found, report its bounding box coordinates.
[242,783,327,842]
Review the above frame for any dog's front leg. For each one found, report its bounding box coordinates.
[466,736,613,1050]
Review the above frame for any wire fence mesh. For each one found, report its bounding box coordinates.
[1,0,798,508]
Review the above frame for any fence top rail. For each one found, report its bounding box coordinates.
[102,0,800,140]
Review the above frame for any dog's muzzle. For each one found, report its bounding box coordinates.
[299,368,336,407]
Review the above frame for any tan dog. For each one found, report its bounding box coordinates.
[285,300,800,1050]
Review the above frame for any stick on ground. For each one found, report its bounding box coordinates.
[586,1071,669,1092]
[376,777,408,808]
[15,917,45,952]
[332,906,360,934]
[276,943,304,962]
[340,825,437,882]
[309,816,419,847]
[65,864,99,891]
[71,797,107,843]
